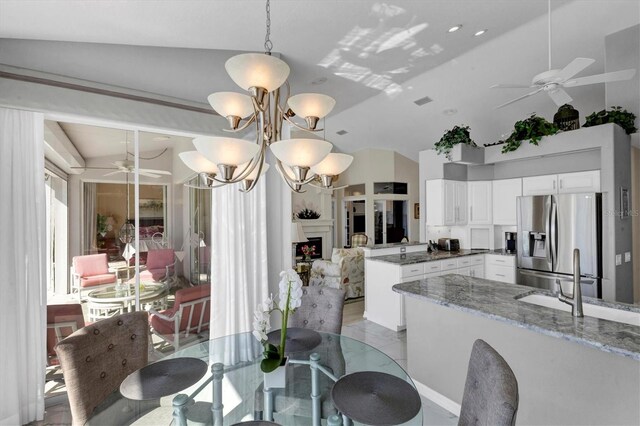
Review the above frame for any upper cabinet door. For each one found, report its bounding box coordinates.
[455,181,468,225]
[522,175,558,196]
[558,170,601,193]
[468,181,492,225]
[492,178,522,225]
[443,180,457,225]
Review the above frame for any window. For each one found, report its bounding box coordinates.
[373,182,407,195]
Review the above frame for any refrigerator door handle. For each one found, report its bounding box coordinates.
[550,198,558,270]
[545,196,552,267]
[519,269,564,280]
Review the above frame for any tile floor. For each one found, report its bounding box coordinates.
[35,299,458,425]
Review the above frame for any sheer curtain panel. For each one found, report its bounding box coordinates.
[0,108,46,424]
[210,178,269,364]
[83,183,97,254]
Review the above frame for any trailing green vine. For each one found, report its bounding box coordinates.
[434,125,477,160]
[583,106,637,135]
[500,114,559,154]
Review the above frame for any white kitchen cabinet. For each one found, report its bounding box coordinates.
[558,170,600,193]
[468,181,492,224]
[522,171,600,196]
[492,179,522,225]
[469,265,485,278]
[523,175,558,196]
[426,179,467,226]
[485,254,516,283]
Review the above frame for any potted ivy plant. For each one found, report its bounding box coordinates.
[583,106,637,135]
[434,125,478,160]
[500,114,559,154]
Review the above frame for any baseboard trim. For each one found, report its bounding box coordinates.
[413,379,461,417]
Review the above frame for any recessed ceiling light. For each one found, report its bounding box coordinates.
[474,29,487,37]
[448,25,462,33]
[442,108,458,116]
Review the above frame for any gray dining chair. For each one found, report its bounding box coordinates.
[54,311,154,426]
[458,339,519,426]
[254,286,346,421]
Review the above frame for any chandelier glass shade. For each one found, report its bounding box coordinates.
[180,0,352,193]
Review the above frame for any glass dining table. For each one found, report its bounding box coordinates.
[88,331,422,426]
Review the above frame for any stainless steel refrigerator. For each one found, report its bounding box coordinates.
[516,193,602,298]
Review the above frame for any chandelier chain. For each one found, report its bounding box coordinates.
[264,0,273,54]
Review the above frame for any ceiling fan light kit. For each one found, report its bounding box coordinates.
[181,0,352,193]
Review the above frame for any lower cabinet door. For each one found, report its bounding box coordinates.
[469,265,484,278]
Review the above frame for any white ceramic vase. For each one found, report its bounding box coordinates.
[263,357,288,389]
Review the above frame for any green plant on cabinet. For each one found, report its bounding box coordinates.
[501,114,559,154]
[583,106,637,135]
[434,125,477,160]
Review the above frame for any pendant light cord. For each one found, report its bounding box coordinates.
[264,0,273,54]
[548,0,552,70]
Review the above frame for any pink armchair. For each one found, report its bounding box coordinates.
[139,248,176,286]
[71,253,117,301]
[149,284,211,351]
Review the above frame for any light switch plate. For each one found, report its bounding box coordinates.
[615,254,622,266]
[625,252,631,262]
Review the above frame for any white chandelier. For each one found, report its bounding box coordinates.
[180,0,353,193]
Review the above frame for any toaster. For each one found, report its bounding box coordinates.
[438,238,460,251]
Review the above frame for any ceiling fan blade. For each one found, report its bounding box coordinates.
[548,88,573,106]
[138,171,161,178]
[103,170,124,177]
[70,166,118,170]
[139,168,172,176]
[556,58,595,81]
[495,88,544,109]
[490,83,533,89]
[564,68,636,87]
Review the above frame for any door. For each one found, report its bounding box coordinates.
[468,181,492,224]
[443,180,456,225]
[454,181,467,224]
[517,269,599,298]
[522,175,558,195]
[374,200,408,244]
[492,179,522,225]
[558,170,600,193]
[552,193,600,278]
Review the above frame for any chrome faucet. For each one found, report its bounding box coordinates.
[557,248,584,317]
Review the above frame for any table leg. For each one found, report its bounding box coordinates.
[211,362,224,426]
[172,393,189,426]
[327,414,342,426]
[310,353,321,426]
[264,386,274,421]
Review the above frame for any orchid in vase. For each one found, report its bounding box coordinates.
[253,269,303,373]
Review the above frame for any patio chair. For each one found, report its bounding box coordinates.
[149,284,211,351]
[71,253,117,301]
[54,311,152,426]
[139,248,176,287]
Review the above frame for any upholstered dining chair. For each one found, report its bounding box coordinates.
[254,287,346,421]
[350,233,368,248]
[54,311,151,426]
[458,339,519,426]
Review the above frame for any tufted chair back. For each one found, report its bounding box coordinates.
[288,286,345,334]
[55,311,149,425]
[458,339,519,426]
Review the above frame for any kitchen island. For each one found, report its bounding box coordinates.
[393,274,640,425]
[365,249,489,330]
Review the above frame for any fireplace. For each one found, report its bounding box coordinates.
[296,237,323,260]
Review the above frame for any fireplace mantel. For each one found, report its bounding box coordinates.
[297,219,334,259]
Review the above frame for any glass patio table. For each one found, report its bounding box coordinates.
[85,283,168,322]
[88,331,422,425]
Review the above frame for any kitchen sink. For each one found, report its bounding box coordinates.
[516,293,640,327]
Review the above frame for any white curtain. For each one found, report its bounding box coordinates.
[210,178,269,344]
[0,108,46,424]
[83,182,97,254]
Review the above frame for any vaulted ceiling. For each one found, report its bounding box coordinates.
[1,0,638,158]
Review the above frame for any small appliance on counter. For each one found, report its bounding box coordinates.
[504,232,517,254]
[438,238,460,251]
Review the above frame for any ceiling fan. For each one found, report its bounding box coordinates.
[491,0,636,109]
[73,131,172,178]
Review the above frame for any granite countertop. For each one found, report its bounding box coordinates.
[393,274,640,360]
[367,249,489,265]
[361,242,428,250]
[487,249,517,257]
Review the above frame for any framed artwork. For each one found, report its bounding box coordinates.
[620,187,630,219]
[414,203,420,219]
